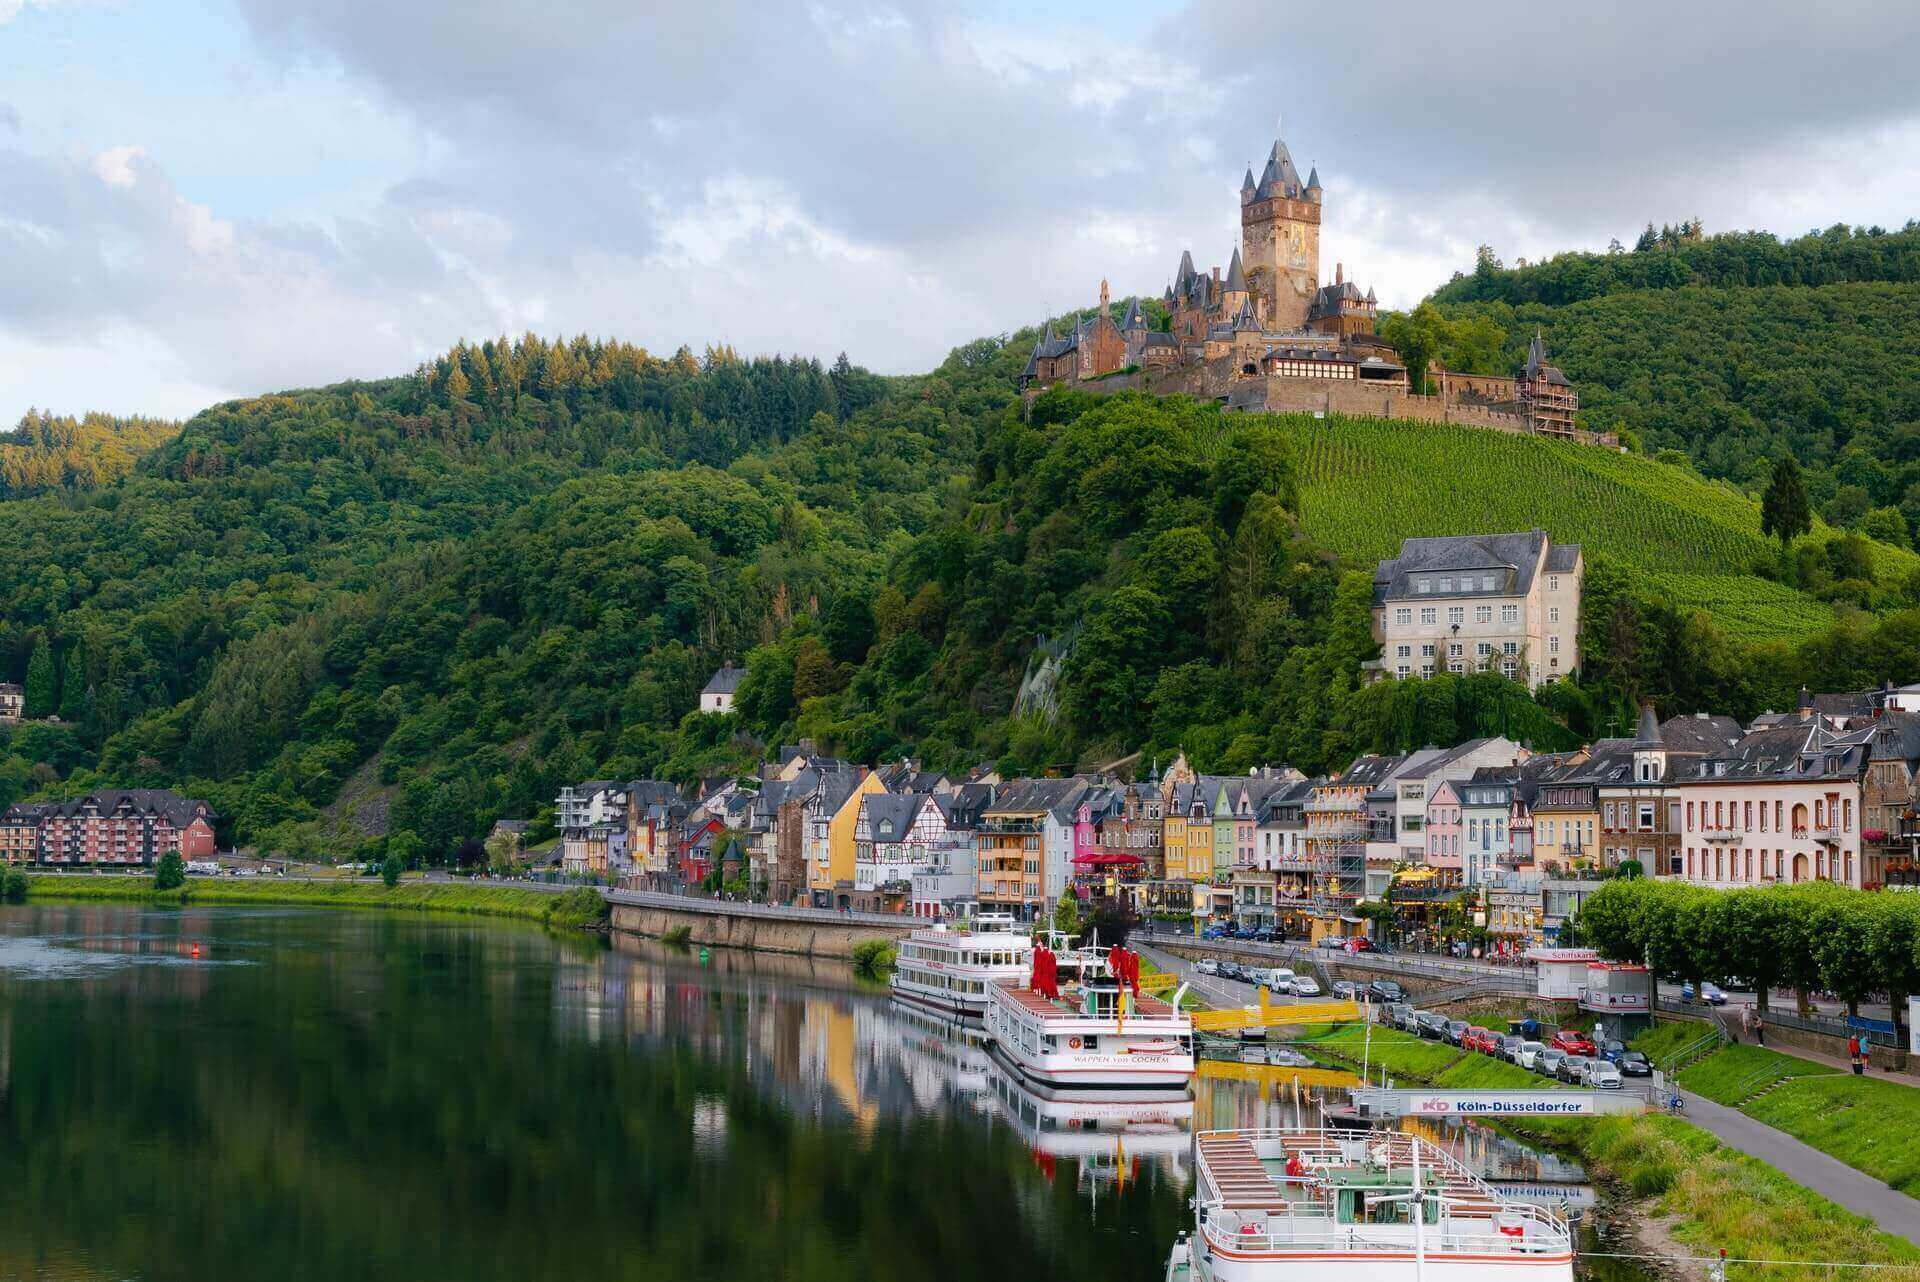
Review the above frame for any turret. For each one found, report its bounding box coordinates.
[1241,166,1256,206]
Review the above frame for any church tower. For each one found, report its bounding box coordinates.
[1240,134,1321,331]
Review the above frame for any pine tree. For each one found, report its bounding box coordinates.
[58,640,88,721]
[23,637,55,718]
[1761,454,1812,549]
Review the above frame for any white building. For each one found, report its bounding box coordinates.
[700,663,745,714]
[1370,529,1582,690]
[1670,720,1871,888]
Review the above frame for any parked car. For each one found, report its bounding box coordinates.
[1289,975,1322,997]
[1331,980,1362,1000]
[1597,1038,1627,1064]
[1557,1056,1591,1085]
[1368,980,1405,1004]
[1585,1060,1624,1090]
[1616,1050,1653,1078]
[1416,1012,1449,1040]
[1681,981,1729,1006]
[1249,928,1276,944]
[1444,1020,1470,1046]
[1263,967,1296,990]
[1535,1048,1567,1077]
[1550,1029,1597,1057]
[1498,1035,1524,1060]
[1512,1040,1547,1070]
[1203,926,1229,940]
[1345,937,1376,953]
[1194,959,1220,977]
[1461,1027,1493,1053]
[1384,1002,1413,1029]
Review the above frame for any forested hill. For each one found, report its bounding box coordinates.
[0,410,179,498]
[1,320,1918,866]
[1409,223,1920,539]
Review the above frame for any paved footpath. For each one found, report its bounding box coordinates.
[1675,1088,1920,1248]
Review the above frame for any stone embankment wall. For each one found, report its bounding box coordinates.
[608,895,913,960]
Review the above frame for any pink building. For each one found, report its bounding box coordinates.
[1423,779,1463,872]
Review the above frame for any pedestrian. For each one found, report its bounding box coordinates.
[1752,1009,1765,1047]
[1849,1034,1863,1075]
[1861,1038,1872,1073]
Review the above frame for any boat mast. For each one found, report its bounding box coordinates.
[1412,1140,1427,1282]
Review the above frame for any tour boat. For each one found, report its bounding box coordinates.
[889,913,1034,1024]
[1165,1127,1575,1282]
[984,942,1195,1098]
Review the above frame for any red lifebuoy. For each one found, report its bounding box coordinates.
[1068,1036,1082,1050]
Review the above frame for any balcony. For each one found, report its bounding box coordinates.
[1699,829,1741,843]
[981,817,1044,835]
[1302,798,1356,814]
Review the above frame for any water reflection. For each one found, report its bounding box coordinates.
[0,905,1627,1282]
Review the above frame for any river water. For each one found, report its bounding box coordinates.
[0,904,1646,1281]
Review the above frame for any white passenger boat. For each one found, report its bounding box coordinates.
[984,944,1195,1098]
[889,912,1033,1024]
[1165,1127,1575,1282]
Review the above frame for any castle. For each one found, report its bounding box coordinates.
[1021,131,1600,444]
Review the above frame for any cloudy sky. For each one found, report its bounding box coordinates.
[4,1,1919,423]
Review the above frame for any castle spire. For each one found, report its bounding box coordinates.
[1224,247,1247,294]
[1305,165,1321,191]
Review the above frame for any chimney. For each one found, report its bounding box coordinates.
[1336,262,1344,285]
[1099,278,1110,308]
[1212,266,1221,284]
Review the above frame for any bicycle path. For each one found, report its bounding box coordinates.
[1675,1088,1920,1247]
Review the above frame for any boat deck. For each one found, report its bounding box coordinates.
[1197,1130,1505,1218]
[995,981,1177,1020]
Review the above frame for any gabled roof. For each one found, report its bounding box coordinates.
[1231,299,1260,332]
[1392,738,1507,782]
[702,664,746,696]
[1122,298,1148,331]
[1658,714,1744,756]
[861,792,925,844]
[50,789,215,827]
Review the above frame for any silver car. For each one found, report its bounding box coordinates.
[1511,1040,1546,1069]
[1585,1060,1623,1090]
[1289,975,1322,997]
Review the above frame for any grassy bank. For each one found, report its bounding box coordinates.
[1673,1042,1920,1198]
[21,874,598,930]
[1302,1020,1920,1278]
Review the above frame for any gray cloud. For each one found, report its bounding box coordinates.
[7,0,1920,421]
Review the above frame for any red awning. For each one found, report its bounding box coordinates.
[1072,852,1144,868]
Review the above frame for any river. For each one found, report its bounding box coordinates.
[0,904,1649,1280]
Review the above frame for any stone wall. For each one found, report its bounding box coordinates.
[609,901,912,960]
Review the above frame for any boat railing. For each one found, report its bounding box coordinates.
[1198,1202,1570,1255]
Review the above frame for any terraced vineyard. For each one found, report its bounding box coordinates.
[1257,414,1918,642]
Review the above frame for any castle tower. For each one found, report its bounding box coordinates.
[1241,134,1321,331]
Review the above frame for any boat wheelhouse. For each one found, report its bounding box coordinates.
[889,912,1034,1023]
[985,947,1194,1098]
[1167,1127,1574,1282]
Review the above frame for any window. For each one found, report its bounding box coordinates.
[1638,803,1655,832]
[1548,607,1560,623]
[1475,605,1492,623]
[1476,642,1492,657]
[1501,604,1518,623]
[1548,575,1561,591]
[1448,642,1463,658]
[1421,664,1434,677]
[1447,606,1464,624]
[1396,644,1411,658]
[1421,643,1435,657]
[1416,579,1431,593]
[1419,608,1436,625]
[1396,664,1410,678]
[1395,608,1412,626]
[1502,640,1518,655]
[1548,635,1560,654]
[1439,578,1453,592]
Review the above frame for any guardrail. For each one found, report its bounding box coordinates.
[1138,928,1533,994]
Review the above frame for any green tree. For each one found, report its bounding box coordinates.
[58,639,88,722]
[1760,454,1811,549]
[1052,887,1082,938]
[381,852,403,888]
[154,852,185,891]
[23,637,55,719]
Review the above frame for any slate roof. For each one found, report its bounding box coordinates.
[50,789,215,827]
[1675,722,1870,783]
[986,777,1088,822]
[1122,298,1148,331]
[1373,529,1575,603]
[1633,704,1663,747]
[1335,753,1406,788]
[1224,247,1247,293]
[1658,714,1745,756]
[1253,138,1304,200]
[702,664,746,696]
[862,793,925,844]
[1392,738,1502,782]
[1305,165,1321,191]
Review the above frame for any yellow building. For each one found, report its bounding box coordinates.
[1530,769,1600,872]
[1163,810,1191,883]
[809,771,886,897]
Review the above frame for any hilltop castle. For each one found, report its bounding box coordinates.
[1022,132,1601,445]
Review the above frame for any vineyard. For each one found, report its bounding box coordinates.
[1254,414,1919,642]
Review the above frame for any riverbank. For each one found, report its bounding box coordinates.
[1300,1022,1920,1280]
[22,874,607,930]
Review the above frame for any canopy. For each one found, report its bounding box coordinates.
[1071,852,1144,868]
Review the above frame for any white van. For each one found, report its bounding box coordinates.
[1260,968,1295,993]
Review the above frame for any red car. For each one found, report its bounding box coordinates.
[1551,1029,1597,1057]
[1462,1027,1493,1053]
